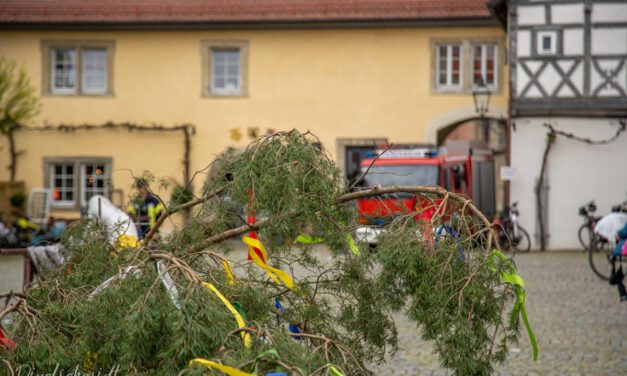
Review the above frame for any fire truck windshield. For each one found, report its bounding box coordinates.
[361,165,439,187]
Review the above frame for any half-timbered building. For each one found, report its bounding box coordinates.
[495,0,627,249]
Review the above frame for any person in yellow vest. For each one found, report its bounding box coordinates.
[128,179,164,239]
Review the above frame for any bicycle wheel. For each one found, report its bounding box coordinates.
[512,226,531,252]
[588,237,612,281]
[577,223,591,251]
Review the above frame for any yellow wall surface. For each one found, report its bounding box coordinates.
[0,26,508,217]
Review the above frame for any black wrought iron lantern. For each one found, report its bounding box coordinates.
[472,79,491,117]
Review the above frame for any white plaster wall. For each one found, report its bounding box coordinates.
[551,3,584,24]
[563,29,584,56]
[518,6,546,26]
[510,117,627,250]
[591,28,627,55]
[592,3,627,23]
[517,30,531,57]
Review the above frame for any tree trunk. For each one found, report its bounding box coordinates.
[535,131,555,251]
[7,126,17,182]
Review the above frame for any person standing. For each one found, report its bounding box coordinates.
[128,179,164,239]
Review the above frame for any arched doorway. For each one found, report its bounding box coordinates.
[424,106,509,212]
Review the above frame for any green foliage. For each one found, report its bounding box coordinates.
[0,56,40,132]
[9,192,26,209]
[373,219,519,375]
[1,130,526,375]
[171,184,194,206]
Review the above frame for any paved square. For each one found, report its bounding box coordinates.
[372,252,627,375]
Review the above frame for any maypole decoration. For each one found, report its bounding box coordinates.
[244,189,295,289]
[0,130,535,376]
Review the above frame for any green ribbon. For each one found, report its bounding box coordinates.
[255,348,280,362]
[295,234,360,256]
[490,250,538,361]
[295,234,324,244]
[327,364,344,376]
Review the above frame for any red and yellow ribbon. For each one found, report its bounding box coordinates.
[242,236,294,290]
[202,282,252,348]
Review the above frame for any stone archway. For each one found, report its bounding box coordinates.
[424,105,509,212]
[424,105,508,146]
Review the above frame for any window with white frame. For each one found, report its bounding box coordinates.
[202,40,248,97]
[81,49,108,94]
[436,44,462,89]
[537,31,558,55]
[50,163,75,205]
[472,44,498,88]
[211,48,241,94]
[47,158,111,208]
[44,41,113,95]
[51,49,77,94]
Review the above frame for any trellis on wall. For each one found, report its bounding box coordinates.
[8,122,196,187]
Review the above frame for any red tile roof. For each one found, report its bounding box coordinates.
[0,0,493,25]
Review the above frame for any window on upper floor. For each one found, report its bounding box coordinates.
[536,31,558,56]
[42,41,114,96]
[202,41,249,97]
[46,158,112,209]
[432,39,503,94]
[211,48,241,95]
[472,44,498,89]
[436,44,463,89]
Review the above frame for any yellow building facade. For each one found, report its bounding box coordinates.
[0,24,508,217]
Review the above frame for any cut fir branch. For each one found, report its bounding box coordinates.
[1,130,527,376]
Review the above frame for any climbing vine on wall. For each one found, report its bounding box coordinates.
[535,120,626,250]
[12,122,196,186]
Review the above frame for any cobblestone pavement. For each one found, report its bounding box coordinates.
[369,251,627,375]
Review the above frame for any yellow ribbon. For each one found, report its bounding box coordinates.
[223,260,235,285]
[189,358,255,376]
[490,250,538,361]
[17,218,39,230]
[115,233,140,249]
[202,282,252,348]
[242,236,295,289]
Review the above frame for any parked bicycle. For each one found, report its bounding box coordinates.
[588,201,627,281]
[494,201,531,252]
[577,201,601,251]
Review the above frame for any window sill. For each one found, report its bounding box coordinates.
[433,87,465,94]
[202,92,248,99]
[44,92,115,98]
[50,203,80,211]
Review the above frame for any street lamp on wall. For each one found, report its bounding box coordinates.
[472,78,491,117]
[472,78,492,144]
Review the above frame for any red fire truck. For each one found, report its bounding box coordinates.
[354,146,496,244]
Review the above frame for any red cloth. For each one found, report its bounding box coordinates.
[0,327,16,350]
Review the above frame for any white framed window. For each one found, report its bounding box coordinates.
[43,41,114,96]
[50,163,75,207]
[81,49,108,94]
[202,40,249,97]
[51,49,77,94]
[81,162,110,205]
[211,48,241,95]
[472,44,498,89]
[46,158,112,209]
[436,44,462,89]
[537,31,558,55]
